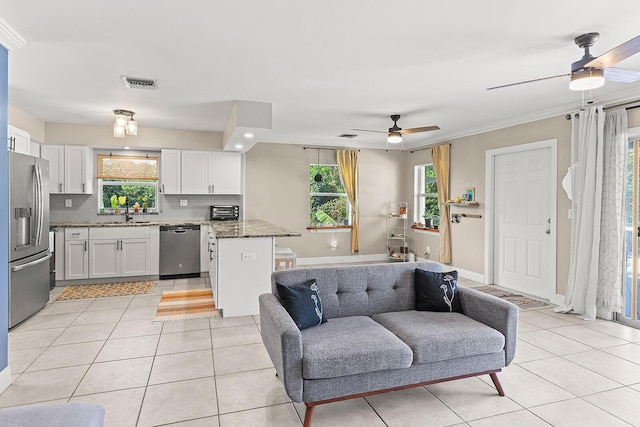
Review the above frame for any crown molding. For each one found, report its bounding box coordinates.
[0,17,26,50]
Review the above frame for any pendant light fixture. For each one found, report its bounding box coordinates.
[113,109,138,138]
[314,148,323,182]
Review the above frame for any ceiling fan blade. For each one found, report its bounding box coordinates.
[351,128,387,133]
[486,74,570,90]
[400,126,441,135]
[603,67,640,83]
[584,34,640,69]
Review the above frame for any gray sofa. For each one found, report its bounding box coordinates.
[0,402,105,426]
[259,261,519,426]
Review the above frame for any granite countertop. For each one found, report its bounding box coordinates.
[50,219,300,239]
[210,219,300,239]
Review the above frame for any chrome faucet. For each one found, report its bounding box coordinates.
[125,203,133,222]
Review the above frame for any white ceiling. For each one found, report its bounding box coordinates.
[2,1,640,151]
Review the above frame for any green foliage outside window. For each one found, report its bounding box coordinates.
[423,165,440,220]
[101,180,156,210]
[310,165,349,225]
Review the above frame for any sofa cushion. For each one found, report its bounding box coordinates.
[371,310,505,364]
[277,279,327,330]
[301,316,413,379]
[415,269,462,313]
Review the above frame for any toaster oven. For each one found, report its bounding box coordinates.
[210,205,239,220]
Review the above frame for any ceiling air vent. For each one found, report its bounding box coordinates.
[121,76,158,90]
[338,134,357,139]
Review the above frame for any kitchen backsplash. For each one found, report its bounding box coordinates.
[50,193,243,224]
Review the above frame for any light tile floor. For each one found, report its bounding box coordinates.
[2,277,640,426]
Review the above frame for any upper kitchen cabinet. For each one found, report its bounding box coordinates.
[7,125,30,154]
[161,149,243,195]
[211,152,243,194]
[181,150,211,194]
[160,149,181,194]
[41,144,93,194]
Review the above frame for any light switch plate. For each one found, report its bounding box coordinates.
[65,199,72,208]
[180,199,188,207]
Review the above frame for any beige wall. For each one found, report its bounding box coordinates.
[44,122,223,150]
[245,143,404,258]
[405,114,572,295]
[8,105,45,141]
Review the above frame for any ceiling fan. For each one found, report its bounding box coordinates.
[487,32,640,91]
[352,114,440,144]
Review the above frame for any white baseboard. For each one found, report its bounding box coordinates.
[550,294,565,306]
[296,253,388,266]
[451,266,485,283]
[0,365,12,394]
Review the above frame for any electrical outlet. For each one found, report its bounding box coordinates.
[180,199,188,207]
[425,246,430,256]
[568,208,572,219]
[241,252,255,261]
[65,199,72,208]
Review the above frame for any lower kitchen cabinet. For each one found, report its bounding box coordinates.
[64,228,89,280]
[89,238,151,278]
[89,227,152,279]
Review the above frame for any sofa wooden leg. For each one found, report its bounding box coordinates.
[490,372,505,396]
[303,403,315,427]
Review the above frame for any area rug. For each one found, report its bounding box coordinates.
[473,286,551,309]
[56,280,154,301]
[154,288,218,322]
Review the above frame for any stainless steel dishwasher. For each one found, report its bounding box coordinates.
[159,225,201,279]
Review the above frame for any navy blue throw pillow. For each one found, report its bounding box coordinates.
[276,279,327,330]
[415,269,462,313]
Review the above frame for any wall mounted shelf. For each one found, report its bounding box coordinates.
[445,202,479,207]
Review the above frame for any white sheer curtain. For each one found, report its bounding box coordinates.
[555,106,628,320]
[597,109,628,314]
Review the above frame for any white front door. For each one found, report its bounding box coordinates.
[493,145,555,299]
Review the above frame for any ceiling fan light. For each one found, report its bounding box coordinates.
[387,131,402,144]
[569,68,605,91]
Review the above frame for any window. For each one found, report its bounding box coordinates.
[97,154,158,212]
[309,165,350,226]
[415,164,440,227]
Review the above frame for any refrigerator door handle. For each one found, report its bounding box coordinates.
[34,164,44,246]
[11,253,52,272]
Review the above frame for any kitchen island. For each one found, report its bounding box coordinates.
[208,220,300,317]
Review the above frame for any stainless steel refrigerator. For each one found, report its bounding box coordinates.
[8,151,50,328]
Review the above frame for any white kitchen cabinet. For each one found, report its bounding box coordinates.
[29,141,41,158]
[160,149,181,195]
[64,145,93,194]
[211,152,243,194]
[182,150,211,194]
[41,144,93,194]
[161,149,243,195]
[64,228,89,280]
[89,239,119,278]
[208,229,217,298]
[7,125,30,154]
[41,145,64,193]
[88,227,152,279]
[200,227,210,273]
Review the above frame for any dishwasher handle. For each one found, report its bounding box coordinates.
[173,230,187,234]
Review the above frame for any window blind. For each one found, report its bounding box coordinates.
[96,154,158,180]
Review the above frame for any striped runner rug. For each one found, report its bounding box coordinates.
[154,288,219,322]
